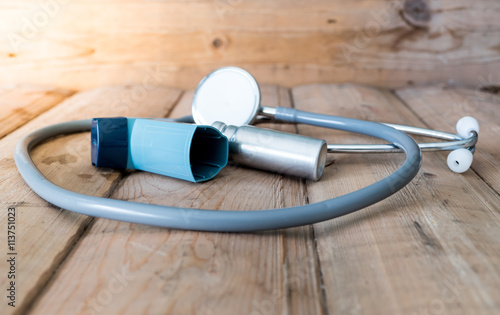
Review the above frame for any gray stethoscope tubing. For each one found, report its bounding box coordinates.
[14,108,421,232]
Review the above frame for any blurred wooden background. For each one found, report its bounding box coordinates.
[1,0,500,90]
[1,2,500,315]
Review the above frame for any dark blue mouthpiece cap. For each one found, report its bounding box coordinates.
[91,117,129,168]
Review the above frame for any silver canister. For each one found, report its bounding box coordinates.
[212,122,327,180]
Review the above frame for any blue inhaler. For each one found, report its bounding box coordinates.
[91,117,228,182]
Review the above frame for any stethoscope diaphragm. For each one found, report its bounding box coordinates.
[192,67,261,126]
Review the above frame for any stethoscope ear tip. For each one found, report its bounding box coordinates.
[447,148,473,173]
[446,116,478,173]
[456,116,479,139]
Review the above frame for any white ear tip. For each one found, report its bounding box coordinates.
[447,149,473,173]
[456,116,479,139]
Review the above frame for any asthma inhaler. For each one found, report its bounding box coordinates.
[91,118,228,182]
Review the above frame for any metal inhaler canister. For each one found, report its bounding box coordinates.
[91,118,228,182]
[212,122,327,180]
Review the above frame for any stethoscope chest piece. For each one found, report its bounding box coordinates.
[192,67,261,126]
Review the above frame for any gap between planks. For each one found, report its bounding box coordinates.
[287,86,330,315]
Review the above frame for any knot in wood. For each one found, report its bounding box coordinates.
[403,0,431,28]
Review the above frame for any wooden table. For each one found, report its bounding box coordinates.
[0,83,499,315]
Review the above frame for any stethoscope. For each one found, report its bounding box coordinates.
[192,67,479,174]
[14,67,479,232]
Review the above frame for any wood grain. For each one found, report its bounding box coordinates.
[0,82,499,315]
[1,0,499,89]
[0,85,73,138]
[0,85,182,315]
[395,86,500,194]
[29,85,324,315]
[292,84,500,315]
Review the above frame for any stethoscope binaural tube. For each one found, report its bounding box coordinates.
[14,110,421,232]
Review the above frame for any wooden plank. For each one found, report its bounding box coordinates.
[291,84,500,314]
[3,0,499,33]
[395,86,500,194]
[1,1,499,89]
[0,85,73,139]
[0,86,182,315]
[29,85,324,315]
